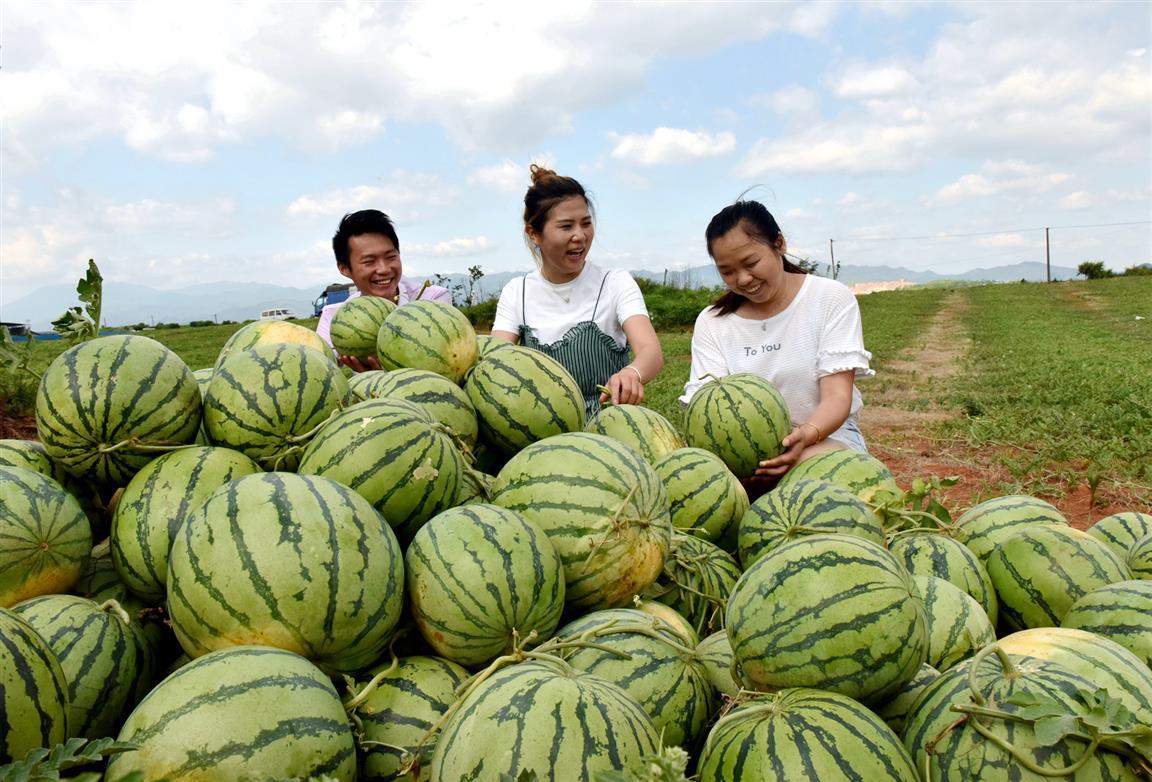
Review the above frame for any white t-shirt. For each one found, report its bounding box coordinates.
[680,274,874,442]
[492,263,650,347]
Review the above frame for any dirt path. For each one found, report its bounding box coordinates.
[858,291,1122,529]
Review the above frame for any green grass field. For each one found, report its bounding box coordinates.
[4,277,1150,506]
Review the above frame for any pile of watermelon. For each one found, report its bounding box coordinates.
[3,304,1151,781]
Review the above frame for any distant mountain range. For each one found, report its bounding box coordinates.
[0,261,1080,330]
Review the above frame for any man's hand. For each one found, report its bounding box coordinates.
[338,355,382,373]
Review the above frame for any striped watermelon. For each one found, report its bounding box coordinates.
[429,657,661,779]
[696,630,742,698]
[1087,511,1152,559]
[12,594,145,739]
[490,432,672,610]
[726,534,927,703]
[950,494,1068,562]
[166,472,405,673]
[1061,580,1152,667]
[653,447,748,544]
[110,446,260,603]
[696,689,918,782]
[912,575,995,671]
[298,398,464,541]
[0,440,107,528]
[329,294,395,359]
[0,608,69,763]
[557,608,716,748]
[872,662,940,736]
[465,345,585,455]
[476,333,514,361]
[353,655,470,780]
[737,478,883,569]
[0,466,92,608]
[350,366,478,449]
[775,449,902,522]
[888,531,999,625]
[904,649,1141,780]
[996,626,1152,720]
[204,343,349,471]
[683,373,791,478]
[1130,534,1152,578]
[406,504,565,667]
[584,404,685,465]
[192,366,213,396]
[213,319,331,369]
[376,300,477,383]
[632,600,699,647]
[644,532,740,637]
[35,335,202,487]
[985,524,1130,630]
[107,646,356,781]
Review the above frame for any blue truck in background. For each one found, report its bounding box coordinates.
[312,283,355,317]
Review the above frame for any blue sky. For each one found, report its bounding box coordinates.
[2,1,1149,307]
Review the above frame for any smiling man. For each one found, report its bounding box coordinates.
[315,209,452,358]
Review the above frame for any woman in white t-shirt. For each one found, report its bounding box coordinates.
[491,166,664,415]
[681,200,874,485]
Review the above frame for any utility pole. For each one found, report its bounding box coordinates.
[829,239,838,279]
[1045,227,1051,283]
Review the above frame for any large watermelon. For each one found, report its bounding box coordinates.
[726,533,927,703]
[203,343,349,470]
[0,466,92,607]
[1130,534,1152,578]
[406,504,565,667]
[737,477,883,569]
[166,472,405,673]
[465,345,585,455]
[584,404,685,464]
[653,447,748,544]
[0,608,69,764]
[949,494,1068,562]
[557,608,716,748]
[1061,580,1152,667]
[872,662,940,736]
[683,373,791,478]
[213,319,331,369]
[12,594,146,739]
[888,531,999,624]
[775,448,902,521]
[696,689,918,781]
[353,655,470,780]
[429,657,661,780]
[985,524,1130,630]
[1087,511,1152,559]
[904,648,1142,780]
[297,398,465,541]
[644,532,740,637]
[490,432,672,610]
[329,295,395,360]
[107,646,356,781]
[350,366,478,449]
[110,446,260,603]
[376,300,477,383]
[912,575,996,671]
[35,335,202,487]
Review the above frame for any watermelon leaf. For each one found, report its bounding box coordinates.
[0,323,42,382]
[51,259,103,345]
[0,737,138,781]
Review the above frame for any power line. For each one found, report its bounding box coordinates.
[834,219,1151,244]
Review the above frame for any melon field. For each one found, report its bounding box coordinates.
[1,276,1150,780]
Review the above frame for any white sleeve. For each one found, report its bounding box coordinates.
[816,284,874,379]
[491,277,524,334]
[678,309,729,406]
[612,271,650,324]
[315,302,339,347]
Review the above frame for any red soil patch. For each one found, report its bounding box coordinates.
[0,412,37,440]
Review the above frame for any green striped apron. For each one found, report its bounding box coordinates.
[519,271,632,416]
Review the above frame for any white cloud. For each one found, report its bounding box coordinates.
[838,192,863,208]
[932,161,1071,205]
[784,208,813,221]
[977,233,1031,248]
[468,159,546,193]
[609,128,736,166]
[1059,191,1095,210]
[285,174,459,221]
[833,65,919,99]
[751,86,819,120]
[408,237,493,257]
[740,123,935,176]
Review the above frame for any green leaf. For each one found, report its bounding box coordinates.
[1033,715,1078,746]
[50,260,104,345]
